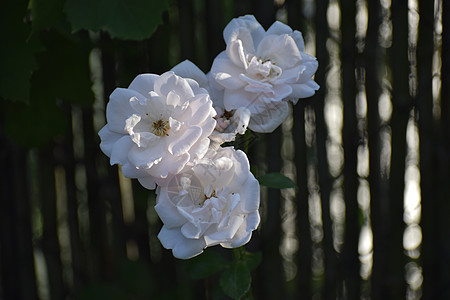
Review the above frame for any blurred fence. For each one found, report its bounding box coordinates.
[1,0,449,299]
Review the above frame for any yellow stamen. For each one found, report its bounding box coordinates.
[152,119,170,136]
[201,190,217,206]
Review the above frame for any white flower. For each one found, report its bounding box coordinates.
[155,147,260,259]
[210,106,251,146]
[98,71,217,189]
[171,59,251,146]
[210,15,319,132]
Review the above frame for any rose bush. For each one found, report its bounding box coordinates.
[155,147,260,259]
[210,15,319,133]
[98,15,313,261]
[99,71,216,189]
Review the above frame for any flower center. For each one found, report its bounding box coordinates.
[222,110,234,120]
[152,119,170,137]
[247,56,281,81]
[200,190,217,206]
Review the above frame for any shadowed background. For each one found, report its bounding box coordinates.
[0,0,449,299]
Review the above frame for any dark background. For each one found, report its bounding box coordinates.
[0,0,449,299]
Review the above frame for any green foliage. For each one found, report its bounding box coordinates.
[185,249,229,279]
[3,100,67,148]
[34,31,95,106]
[185,247,261,300]
[1,0,169,148]
[257,172,296,189]
[219,262,251,300]
[239,250,262,272]
[77,259,156,300]
[3,29,94,148]
[30,0,65,33]
[0,0,40,103]
[65,0,170,40]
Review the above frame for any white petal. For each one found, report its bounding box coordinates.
[169,117,182,133]
[223,89,258,113]
[220,212,260,248]
[200,117,217,139]
[187,137,210,161]
[154,72,195,100]
[257,35,301,69]
[248,101,290,133]
[166,90,181,107]
[181,222,203,239]
[226,149,251,191]
[168,126,202,156]
[193,156,234,188]
[223,15,265,48]
[239,175,260,213]
[110,136,134,166]
[205,215,245,246]
[227,40,248,69]
[141,93,170,119]
[137,176,157,190]
[211,53,246,90]
[240,74,273,93]
[154,153,191,177]
[266,20,293,35]
[186,95,214,126]
[275,65,306,84]
[271,84,293,100]
[291,60,319,84]
[232,107,251,134]
[121,163,149,179]
[106,88,144,134]
[291,30,305,51]
[128,74,159,96]
[171,60,209,89]
[290,80,320,99]
[158,226,206,259]
[128,142,164,168]
[155,194,187,228]
[99,125,123,157]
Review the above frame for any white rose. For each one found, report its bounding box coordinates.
[155,147,260,259]
[171,60,251,146]
[210,106,251,147]
[99,71,217,189]
[210,15,319,133]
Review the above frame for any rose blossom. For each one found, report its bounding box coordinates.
[209,106,251,147]
[171,60,251,146]
[210,15,319,133]
[98,71,216,189]
[155,147,260,259]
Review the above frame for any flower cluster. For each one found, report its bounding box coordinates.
[99,15,318,259]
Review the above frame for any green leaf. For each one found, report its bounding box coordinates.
[117,259,155,296]
[65,0,170,40]
[30,0,65,33]
[257,172,296,189]
[34,31,95,106]
[219,262,251,300]
[76,283,129,300]
[3,29,95,148]
[185,249,228,279]
[3,100,67,148]
[241,251,262,272]
[0,0,40,103]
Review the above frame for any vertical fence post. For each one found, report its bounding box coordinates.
[0,138,38,300]
[438,1,450,297]
[341,0,361,298]
[417,0,440,298]
[387,0,410,298]
[364,1,385,299]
